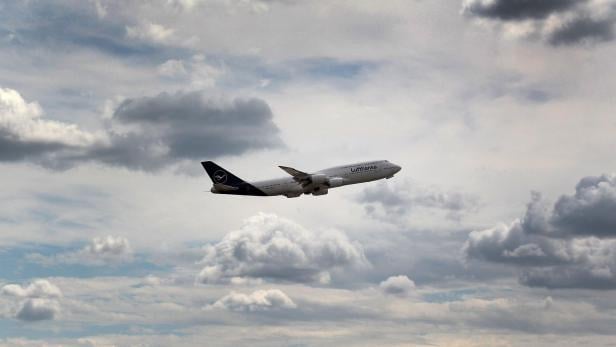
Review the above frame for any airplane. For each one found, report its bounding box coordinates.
[201,160,401,198]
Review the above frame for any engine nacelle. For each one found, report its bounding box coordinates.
[326,177,345,188]
[309,174,328,185]
[312,186,329,196]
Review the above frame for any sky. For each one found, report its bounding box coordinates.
[1,0,616,346]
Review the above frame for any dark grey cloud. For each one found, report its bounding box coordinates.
[0,87,283,172]
[358,180,479,222]
[551,175,616,237]
[197,213,366,284]
[463,0,579,20]
[462,0,616,46]
[0,131,69,162]
[15,298,60,321]
[520,264,616,289]
[465,174,616,289]
[549,14,615,45]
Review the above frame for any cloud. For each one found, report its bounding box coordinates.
[126,22,174,44]
[462,0,579,20]
[0,87,283,172]
[85,235,132,256]
[97,91,282,170]
[1,280,62,322]
[0,87,102,162]
[379,275,415,297]
[15,298,61,322]
[197,213,366,284]
[464,174,616,289]
[547,12,616,45]
[358,180,479,222]
[208,289,297,311]
[28,236,133,266]
[1,279,62,298]
[0,1,166,57]
[551,175,616,237]
[157,59,188,78]
[462,0,616,45]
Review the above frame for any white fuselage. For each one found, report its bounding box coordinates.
[249,160,401,197]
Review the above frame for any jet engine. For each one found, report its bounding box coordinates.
[326,177,345,188]
[312,186,329,196]
[308,174,328,185]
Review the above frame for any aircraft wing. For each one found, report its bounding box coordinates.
[279,166,311,184]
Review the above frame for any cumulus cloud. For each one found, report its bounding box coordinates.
[0,87,283,172]
[28,236,133,266]
[197,213,366,284]
[358,180,479,222]
[1,279,62,298]
[462,0,616,45]
[1,280,62,322]
[379,275,415,297]
[551,175,616,237]
[0,87,102,162]
[15,298,61,322]
[465,174,616,289]
[208,289,297,311]
[98,91,281,170]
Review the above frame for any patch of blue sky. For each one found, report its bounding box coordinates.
[211,55,378,92]
[422,288,481,303]
[296,57,377,79]
[35,191,103,209]
[0,1,191,62]
[0,244,167,282]
[206,54,290,91]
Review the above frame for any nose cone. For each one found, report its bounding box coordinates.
[391,162,401,174]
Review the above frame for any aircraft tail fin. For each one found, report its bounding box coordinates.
[201,161,247,187]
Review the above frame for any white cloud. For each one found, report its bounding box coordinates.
[197,213,367,284]
[1,279,62,322]
[157,59,187,78]
[85,235,132,257]
[126,22,175,44]
[208,289,297,311]
[31,235,133,266]
[0,86,100,148]
[1,279,63,299]
[379,275,415,297]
